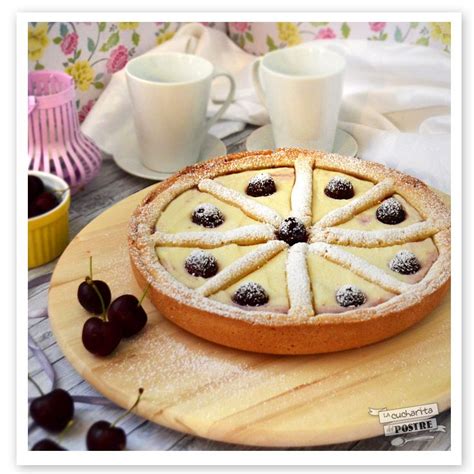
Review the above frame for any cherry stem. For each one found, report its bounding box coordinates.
[58,419,74,442]
[28,375,44,396]
[138,283,151,307]
[86,276,107,320]
[111,388,144,427]
[86,256,108,319]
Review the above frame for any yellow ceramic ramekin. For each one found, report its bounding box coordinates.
[28,171,70,269]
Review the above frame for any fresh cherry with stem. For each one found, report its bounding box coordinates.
[77,256,112,315]
[82,317,122,356]
[28,375,74,433]
[81,289,122,357]
[86,388,144,451]
[81,256,121,356]
[108,284,150,338]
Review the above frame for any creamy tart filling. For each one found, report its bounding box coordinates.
[338,194,424,230]
[312,169,374,223]
[345,239,438,284]
[155,188,257,234]
[154,165,440,315]
[211,248,289,313]
[307,254,395,314]
[216,167,295,216]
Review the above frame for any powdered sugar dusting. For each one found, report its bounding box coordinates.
[198,178,283,227]
[286,243,314,317]
[315,178,394,228]
[335,285,367,308]
[198,240,287,297]
[326,176,352,192]
[310,221,439,248]
[376,197,406,224]
[232,281,269,306]
[191,203,225,228]
[324,176,354,199]
[105,332,253,401]
[152,224,275,248]
[249,172,273,185]
[389,250,421,275]
[184,250,218,277]
[310,242,410,294]
[290,156,313,226]
[102,327,296,413]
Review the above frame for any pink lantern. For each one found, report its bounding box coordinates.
[28,71,102,193]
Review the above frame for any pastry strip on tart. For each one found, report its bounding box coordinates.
[309,242,410,294]
[198,178,283,227]
[152,224,275,248]
[286,243,315,317]
[310,220,440,248]
[197,240,287,297]
[290,155,314,227]
[314,178,395,228]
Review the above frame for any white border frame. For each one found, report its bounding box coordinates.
[17,11,462,466]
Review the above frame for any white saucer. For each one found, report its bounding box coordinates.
[112,133,227,181]
[246,125,358,157]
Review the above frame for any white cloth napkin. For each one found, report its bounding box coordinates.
[82,23,451,192]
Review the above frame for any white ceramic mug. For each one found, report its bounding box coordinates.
[126,53,235,172]
[252,45,346,152]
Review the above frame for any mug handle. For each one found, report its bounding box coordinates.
[251,58,266,105]
[206,72,236,130]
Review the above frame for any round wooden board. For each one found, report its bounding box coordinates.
[48,185,451,448]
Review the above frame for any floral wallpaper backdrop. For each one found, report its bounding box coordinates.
[28,21,451,123]
[228,21,451,54]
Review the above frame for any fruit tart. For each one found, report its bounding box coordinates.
[129,149,450,354]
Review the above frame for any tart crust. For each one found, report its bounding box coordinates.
[129,148,450,355]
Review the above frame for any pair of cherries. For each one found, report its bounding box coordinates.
[77,257,148,357]
[29,374,144,451]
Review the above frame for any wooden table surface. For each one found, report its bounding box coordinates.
[27,126,451,451]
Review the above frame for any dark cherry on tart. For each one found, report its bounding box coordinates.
[335,285,367,308]
[277,217,308,246]
[324,176,355,200]
[389,250,421,275]
[232,282,269,307]
[191,203,225,228]
[185,250,218,278]
[376,197,406,225]
[246,172,277,197]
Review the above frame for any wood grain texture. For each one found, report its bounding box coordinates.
[47,181,451,448]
